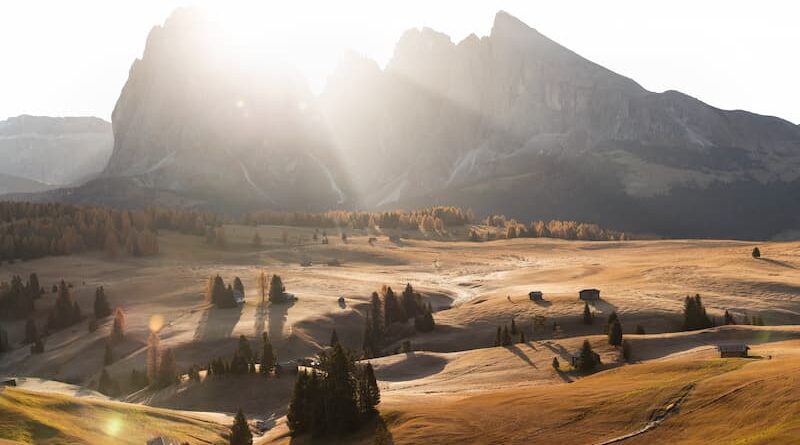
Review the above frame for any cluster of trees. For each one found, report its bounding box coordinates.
[0,273,41,319]
[0,202,191,263]
[207,333,278,378]
[481,215,634,241]
[241,207,474,232]
[575,340,600,371]
[46,280,82,332]
[682,294,713,331]
[206,275,246,308]
[493,318,525,346]
[723,310,766,326]
[143,330,178,390]
[362,284,435,358]
[287,342,380,437]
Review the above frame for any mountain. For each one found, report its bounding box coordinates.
[0,172,53,195]
[320,11,800,238]
[102,8,350,211]
[40,9,800,239]
[0,115,112,187]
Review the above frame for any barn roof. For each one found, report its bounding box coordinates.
[717,344,749,353]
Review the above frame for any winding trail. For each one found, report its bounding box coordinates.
[593,384,695,445]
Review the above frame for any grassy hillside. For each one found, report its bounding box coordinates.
[0,387,228,444]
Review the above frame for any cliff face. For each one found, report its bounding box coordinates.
[105,8,350,209]
[93,9,800,238]
[0,115,112,186]
[319,11,800,237]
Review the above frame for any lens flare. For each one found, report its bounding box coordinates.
[104,415,123,437]
[149,314,165,332]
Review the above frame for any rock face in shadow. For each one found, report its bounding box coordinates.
[104,8,351,210]
[65,8,800,238]
[320,11,800,238]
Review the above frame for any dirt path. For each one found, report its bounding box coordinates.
[593,384,694,445]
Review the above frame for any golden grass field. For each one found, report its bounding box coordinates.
[2,225,800,444]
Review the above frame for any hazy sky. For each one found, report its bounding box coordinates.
[1,0,798,123]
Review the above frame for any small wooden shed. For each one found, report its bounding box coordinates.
[579,289,600,301]
[718,344,749,358]
[529,291,543,301]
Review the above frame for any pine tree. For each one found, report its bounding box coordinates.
[577,339,598,372]
[501,325,512,346]
[237,335,253,362]
[608,319,623,346]
[258,271,268,304]
[146,331,160,382]
[104,343,114,365]
[622,340,632,362]
[268,274,286,303]
[383,286,402,326]
[111,308,125,341]
[229,408,253,445]
[583,302,593,325]
[682,294,713,331]
[606,311,619,334]
[157,348,177,388]
[752,247,761,258]
[362,363,380,414]
[552,357,560,370]
[400,283,418,322]
[233,277,245,297]
[724,310,736,325]
[261,332,275,375]
[94,286,111,319]
[330,328,339,347]
[24,317,38,344]
[287,371,309,434]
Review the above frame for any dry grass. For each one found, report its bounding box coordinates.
[0,387,228,444]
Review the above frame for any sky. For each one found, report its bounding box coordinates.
[0,0,798,124]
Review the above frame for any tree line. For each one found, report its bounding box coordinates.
[362,284,435,358]
[479,215,637,241]
[0,202,219,264]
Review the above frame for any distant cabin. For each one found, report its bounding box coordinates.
[529,291,543,301]
[579,289,600,301]
[718,344,749,358]
[233,289,245,305]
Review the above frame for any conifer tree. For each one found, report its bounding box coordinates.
[682,294,713,331]
[268,274,286,303]
[382,286,402,326]
[230,408,253,445]
[237,335,253,362]
[724,310,736,325]
[233,277,245,297]
[606,311,619,334]
[577,339,598,372]
[287,371,309,434]
[622,340,632,362]
[501,325,512,346]
[330,328,339,347]
[362,363,380,414]
[752,247,761,258]
[147,331,160,382]
[94,286,111,319]
[24,317,38,344]
[552,357,560,370]
[157,348,178,388]
[261,332,275,375]
[111,308,125,341]
[583,302,593,325]
[608,319,623,346]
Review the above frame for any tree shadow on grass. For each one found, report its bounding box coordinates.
[757,258,797,269]
[507,344,537,367]
[268,299,295,344]
[194,304,244,341]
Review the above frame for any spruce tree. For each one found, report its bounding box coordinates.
[147,331,160,382]
[268,274,286,303]
[261,332,275,375]
[111,308,125,341]
[752,247,761,258]
[233,277,245,297]
[362,363,380,414]
[237,335,253,362]
[552,357,560,370]
[157,348,177,388]
[94,286,111,319]
[287,371,309,434]
[724,310,736,325]
[330,328,339,347]
[230,408,253,445]
[622,340,632,362]
[608,319,623,346]
[606,311,619,334]
[583,302,593,325]
[577,339,597,372]
[383,286,402,326]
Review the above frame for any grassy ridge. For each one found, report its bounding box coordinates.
[0,388,227,444]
